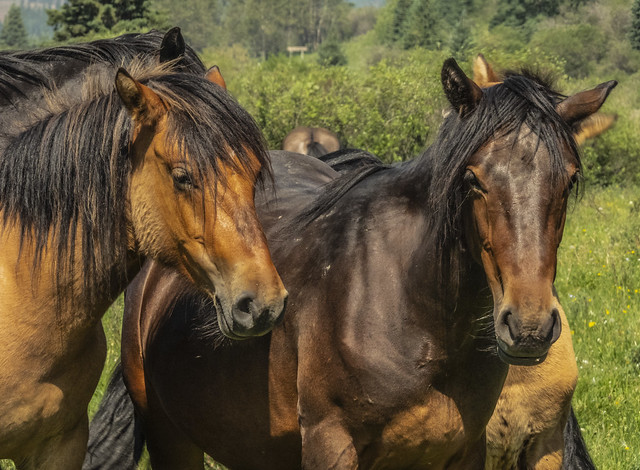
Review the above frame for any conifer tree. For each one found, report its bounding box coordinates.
[0,4,28,48]
[391,0,412,44]
[47,0,165,41]
[630,0,640,50]
[402,0,437,49]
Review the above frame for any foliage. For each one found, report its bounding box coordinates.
[402,0,437,49]
[229,49,448,161]
[152,0,354,55]
[490,0,561,28]
[317,39,347,66]
[0,5,28,49]
[153,0,221,51]
[530,24,608,78]
[46,0,168,41]
[631,0,640,50]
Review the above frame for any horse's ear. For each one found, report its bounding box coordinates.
[205,65,227,90]
[556,80,617,125]
[473,53,500,88]
[573,112,617,145]
[115,68,165,125]
[442,58,483,117]
[159,27,185,63]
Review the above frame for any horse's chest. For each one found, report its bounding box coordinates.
[363,392,473,469]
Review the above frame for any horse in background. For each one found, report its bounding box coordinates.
[282,126,384,172]
[84,59,615,469]
[0,43,286,468]
[282,125,341,157]
[473,53,610,469]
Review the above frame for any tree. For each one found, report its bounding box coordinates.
[490,0,560,28]
[402,0,437,49]
[154,0,221,51]
[391,0,412,43]
[449,10,474,59]
[631,0,640,51]
[317,38,347,66]
[47,0,167,41]
[1,4,29,48]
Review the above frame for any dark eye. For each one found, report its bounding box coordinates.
[464,169,485,193]
[171,167,196,191]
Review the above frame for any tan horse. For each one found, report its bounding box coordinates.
[282,126,341,157]
[473,53,614,469]
[0,58,286,468]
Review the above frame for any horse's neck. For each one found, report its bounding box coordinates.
[0,220,141,330]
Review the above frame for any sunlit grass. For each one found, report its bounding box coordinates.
[556,185,640,469]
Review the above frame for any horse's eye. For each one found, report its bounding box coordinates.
[172,167,196,191]
[465,170,485,193]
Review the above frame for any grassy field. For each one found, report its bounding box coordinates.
[555,185,640,469]
[2,184,638,469]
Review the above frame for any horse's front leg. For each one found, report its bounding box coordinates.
[14,413,89,470]
[299,412,358,470]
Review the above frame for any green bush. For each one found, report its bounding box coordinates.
[232,49,449,162]
[530,24,608,78]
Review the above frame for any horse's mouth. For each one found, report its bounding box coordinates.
[497,345,548,366]
[214,296,245,341]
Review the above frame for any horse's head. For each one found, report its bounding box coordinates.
[116,68,287,339]
[441,58,616,365]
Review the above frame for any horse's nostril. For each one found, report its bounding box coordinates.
[502,310,519,341]
[234,294,253,315]
[548,308,562,344]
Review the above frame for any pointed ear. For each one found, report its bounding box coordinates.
[473,53,500,88]
[556,80,617,125]
[205,65,227,90]
[573,112,617,146]
[115,68,165,125]
[159,27,185,63]
[442,58,483,117]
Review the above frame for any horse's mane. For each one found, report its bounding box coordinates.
[0,30,205,104]
[11,30,205,71]
[0,59,268,305]
[0,55,49,103]
[290,71,579,261]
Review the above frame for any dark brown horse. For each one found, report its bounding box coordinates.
[473,53,614,469]
[0,48,286,468]
[282,125,341,157]
[89,59,615,469]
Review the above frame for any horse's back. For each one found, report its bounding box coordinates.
[256,150,338,233]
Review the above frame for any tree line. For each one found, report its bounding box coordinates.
[2,0,640,60]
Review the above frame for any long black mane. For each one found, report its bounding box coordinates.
[0,30,205,105]
[292,71,579,268]
[0,60,268,305]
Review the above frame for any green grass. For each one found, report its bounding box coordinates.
[2,184,639,469]
[556,185,640,469]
